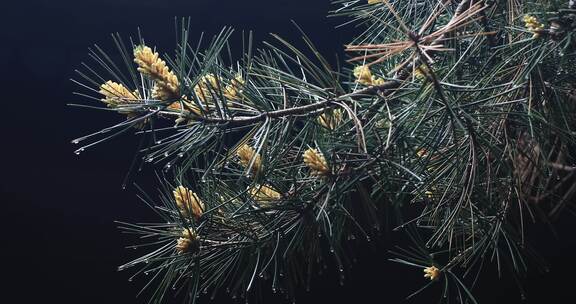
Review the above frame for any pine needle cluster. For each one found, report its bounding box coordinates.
[70,1,576,303]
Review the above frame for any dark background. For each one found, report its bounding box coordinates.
[1,0,575,303]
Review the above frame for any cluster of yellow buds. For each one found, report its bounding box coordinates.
[102,45,245,121]
[223,74,245,101]
[249,184,281,201]
[133,45,180,101]
[423,265,441,281]
[176,228,198,254]
[368,0,381,4]
[317,108,343,130]
[416,148,429,158]
[237,144,262,175]
[173,186,205,219]
[303,148,330,176]
[191,73,244,114]
[99,81,141,110]
[193,73,219,103]
[413,64,430,80]
[523,15,545,38]
[353,65,386,86]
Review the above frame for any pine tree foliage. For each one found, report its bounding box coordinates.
[70,1,576,303]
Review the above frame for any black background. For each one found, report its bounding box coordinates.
[1,0,575,303]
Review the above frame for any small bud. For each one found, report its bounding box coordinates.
[224,74,245,101]
[303,148,330,176]
[523,15,545,38]
[416,148,428,158]
[423,266,441,281]
[99,81,140,107]
[176,228,198,254]
[237,144,262,174]
[353,65,385,86]
[318,109,343,130]
[193,73,220,104]
[173,186,205,219]
[249,184,281,201]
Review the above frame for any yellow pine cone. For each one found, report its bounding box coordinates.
[99,81,140,106]
[193,73,219,104]
[318,109,343,130]
[173,186,205,219]
[523,15,545,38]
[176,228,198,254]
[188,73,243,115]
[224,73,245,101]
[353,65,385,86]
[413,64,430,80]
[133,45,180,100]
[249,184,281,201]
[303,148,330,176]
[237,144,262,174]
[423,265,441,281]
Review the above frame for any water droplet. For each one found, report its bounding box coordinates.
[72,139,79,144]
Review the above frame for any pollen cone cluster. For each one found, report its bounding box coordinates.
[523,15,545,38]
[133,45,180,101]
[194,73,219,104]
[413,64,430,80]
[249,184,281,201]
[224,74,245,101]
[237,144,262,174]
[423,266,441,281]
[176,228,198,254]
[98,81,142,119]
[303,148,330,176]
[173,186,205,219]
[318,108,343,130]
[353,65,385,86]
[99,81,140,106]
[192,73,244,112]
